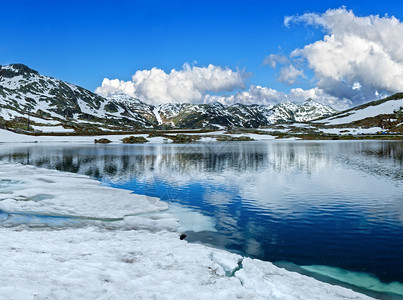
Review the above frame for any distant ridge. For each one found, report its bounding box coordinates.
[0,64,337,133]
[316,93,403,133]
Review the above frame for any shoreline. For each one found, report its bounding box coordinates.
[0,128,402,144]
[0,162,376,299]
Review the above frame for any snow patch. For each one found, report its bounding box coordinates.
[31,125,75,133]
[153,107,163,125]
[0,163,167,219]
[320,99,403,125]
[320,127,383,135]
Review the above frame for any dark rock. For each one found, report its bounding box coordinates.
[122,136,149,143]
[94,138,111,144]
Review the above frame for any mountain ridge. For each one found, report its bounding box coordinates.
[0,63,338,133]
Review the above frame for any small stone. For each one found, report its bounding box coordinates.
[179,234,187,240]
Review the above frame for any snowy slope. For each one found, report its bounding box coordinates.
[318,95,403,125]
[0,64,153,132]
[110,95,337,129]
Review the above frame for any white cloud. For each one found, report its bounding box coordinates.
[203,85,284,106]
[284,8,403,104]
[95,78,136,98]
[263,54,289,68]
[278,65,305,85]
[94,8,403,109]
[95,63,246,105]
[352,82,361,90]
[95,61,348,110]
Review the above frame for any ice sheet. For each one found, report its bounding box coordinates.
[0,226,373,300]
[0,163,167,219]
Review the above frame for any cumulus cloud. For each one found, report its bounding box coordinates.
[203,85,285,106]
[284,7,403,104]
[278,65,305,85]
[96,62,347,110]
[203,85,350,110]
[95,63,246,105]
[263,54,289,68]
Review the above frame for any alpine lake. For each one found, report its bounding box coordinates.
[0,140,402,299]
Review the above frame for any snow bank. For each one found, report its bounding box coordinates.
[320,99,403,125]
[0,227,374,300]
[0,128,278,144]
[31,125,75,133]
[0,163,374,299]
[0,129,37,143]
[0,129,171,144]
[0,163,167,219]
[319,127,383,135]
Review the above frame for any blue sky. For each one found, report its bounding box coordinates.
[2,1,403,108]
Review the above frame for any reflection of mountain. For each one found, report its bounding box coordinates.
[0,144,269,182]
[332,141,403,181]
[0,142,401,183]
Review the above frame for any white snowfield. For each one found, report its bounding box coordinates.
[0,128,279,144]
[319,98,403,125]
[319,127,383,135]
[0,164,167,219]
[0,163,373,299]
[30,125,75,133]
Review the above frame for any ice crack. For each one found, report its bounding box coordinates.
[210,251,244,278]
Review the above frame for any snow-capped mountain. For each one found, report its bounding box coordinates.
[0,64,337,133]
[263,99,337,124]
[316,93,403,133]
[109,95,337,129]
[0,64,153,132]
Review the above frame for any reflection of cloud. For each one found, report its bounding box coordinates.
[245,238,263,257]
[202,190,233,206]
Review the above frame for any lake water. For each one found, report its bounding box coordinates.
[0,141,402,299]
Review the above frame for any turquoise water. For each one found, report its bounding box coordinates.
[0,141,402,299]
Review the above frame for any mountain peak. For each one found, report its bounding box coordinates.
[106,93,145,105]
[0,64,39,78]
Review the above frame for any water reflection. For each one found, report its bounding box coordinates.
[0,141,402,288]
[1,142,401,181]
